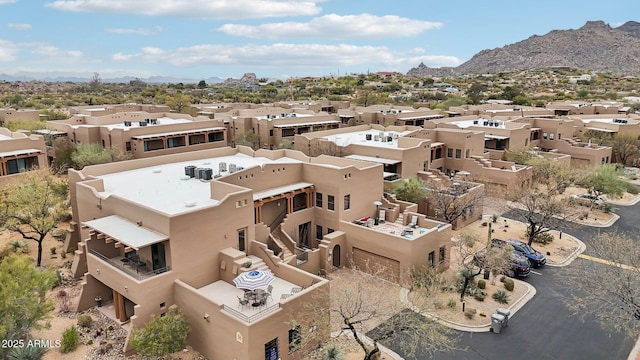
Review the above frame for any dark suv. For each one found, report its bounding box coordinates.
[507,239,546,267]
[474,240,531,278]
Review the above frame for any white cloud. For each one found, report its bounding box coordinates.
[106,26,163,35]
[111,43,461,71]
[0,0,18,4]
[31,45,84,58]
[8,23,32,30]
[0,39,18,61]
[45,0,322,19]
[218,13,443,39]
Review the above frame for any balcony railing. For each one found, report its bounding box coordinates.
[89,249,171,281]
[222,303,280,323]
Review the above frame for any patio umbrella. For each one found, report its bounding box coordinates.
[233,269,275,291]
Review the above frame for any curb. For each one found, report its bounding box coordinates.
[628,333,640,360]
[401,279,537,333]
[573,213,619,228]
[545,233,586,267]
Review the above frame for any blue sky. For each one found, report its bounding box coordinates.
[0,0,636,80]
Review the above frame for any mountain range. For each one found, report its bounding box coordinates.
[0,73,225,84]
[408,20,640,77]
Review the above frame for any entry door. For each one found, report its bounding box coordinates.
[151,243,166,272]
[332,244,341,268]
[298,222,310,248]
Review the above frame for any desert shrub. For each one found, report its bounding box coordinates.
[7,344,47,360]
[410,264,445,291]
[322,343,344,360]
[129,305,190,357]
[491,214,499,222]
[602,203,613,213]
[433,299,444,309]
[50,247,57,255]
[464,308,477,319]
[533,232,554,245]
[60,326,80,353]
[86,339,93,345]
[447,299,457,309]
[503,278,515,291]
[9,240,28,253]
[77,315,93,328]
[474,292,486,301]
[492,290,510,304]
[477,279,486,289]
[499,275,506,283]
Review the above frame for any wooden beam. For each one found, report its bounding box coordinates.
[105,237,114,244]
[114,242,123,248]
[124,247,134,253]
[96,233,105,239]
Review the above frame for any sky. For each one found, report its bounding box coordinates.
[0,0,636,81]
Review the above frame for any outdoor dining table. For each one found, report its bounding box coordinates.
[246,289,267,306]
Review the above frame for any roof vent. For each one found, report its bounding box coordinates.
[184,201,197,208]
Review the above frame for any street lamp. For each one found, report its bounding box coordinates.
[373,201,382,225]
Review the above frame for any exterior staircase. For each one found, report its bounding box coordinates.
[270,225,296,263]
[395,212,404,226]
[246,255,270,272]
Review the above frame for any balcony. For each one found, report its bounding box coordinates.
[89,249,170,281]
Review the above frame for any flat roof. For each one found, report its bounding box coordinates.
[253,182,313,201]
[397,114,443,120]
[321,129,413,149]
[131,127,225,139]
[580,118,637,125]
[78,117,193,131]
[484,134,509,140]
[83,215,168,250]
[0,148,43,158]
[345,154,400,165]
[272,120,339,128]
[95,153,302,216]
[451,119,507,129]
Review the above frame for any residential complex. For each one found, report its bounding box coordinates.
[66,146,451,359]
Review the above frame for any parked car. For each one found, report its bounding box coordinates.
[473,241,531,278]
[571,193,605,206]
[507,239,546,267]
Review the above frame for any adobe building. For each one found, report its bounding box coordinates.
[215,106,340,149]
[0,108,41,126]
[336,105,444,127]
[68,103,171,116]
[545,100,627,116]
[67,146,451,359]
[447,104,555,118]
[0,127,47,182]
[46,111,227,159]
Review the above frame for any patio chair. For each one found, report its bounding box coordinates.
[280,293,292,300]
[409,215,418,228]
[291,286,302,294]
[236,295,249,310]
[266,285,274,300]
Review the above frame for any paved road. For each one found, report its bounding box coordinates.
[380,202,638,359]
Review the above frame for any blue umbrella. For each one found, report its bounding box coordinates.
[233,270,275,291]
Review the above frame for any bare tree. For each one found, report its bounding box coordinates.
[563,232,639,337]
[292,269,458,360]
[425,181,484,229]
[89,72,102,92]
[610,132,640,166]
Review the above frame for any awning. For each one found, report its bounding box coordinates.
[132,127,225,140]
[430,142,445,147]
[83,215,168,250]
[584,127,617,133]
[253,182,314,201]
[397,114,443,120]
[484,134,509,140]
[0,148,43,158]
[345,154,400,165]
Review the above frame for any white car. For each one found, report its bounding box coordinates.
[571,193,605,206]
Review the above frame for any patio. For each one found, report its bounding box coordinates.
[197,276,301,322]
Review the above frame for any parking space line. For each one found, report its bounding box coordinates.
[530,270,543,275]
[578,254,638,271]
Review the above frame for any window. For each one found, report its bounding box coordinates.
[434,147,442,159]
[428,251,435,267]
[447,148,453,158]
[455,149,462,159]
[6,158,26,174]
[288,325,301,353]
[549,132,555,140]
[315,192,323,208]
[265,338,279,360]
[558,133,562,139]
[542,132,548,140]
[316,225,323,240]
[327,228,334,234]
[125,141,132,151]
[238,228,246,252]
[269,129,274,136]
[344,194,350,210]
[327,195,335,211]
[439,246,446,264]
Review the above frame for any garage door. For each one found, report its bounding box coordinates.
[352,247,400,283]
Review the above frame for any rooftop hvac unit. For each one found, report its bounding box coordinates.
[387,136,393,142]
[494,122,499,127]
[219,162,227,172]
[184,165,196,178]
[365,134,372,140]
[229,163,237,173]
[393,133,399,139]
[124,120,132,126]
[381,136,387,142]
[150,119,158,125]
[379,132,385,138]
[200,168,213,180]
[473,120,478,124]
[139,121,147,126]
[374,135,380,141]
[483,121,489,126]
